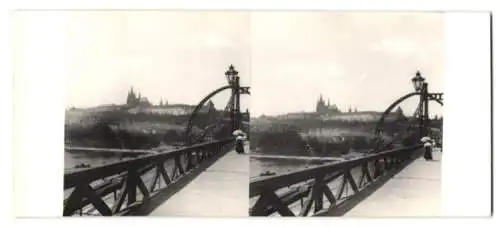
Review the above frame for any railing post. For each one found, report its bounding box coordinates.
[313,176,324,212]
[175,154,184,176]
[232,76,241,132]
[422,83,433,160]
[373,159,381,178]
[186,151,193,170]
[63,183,85,216]
[127,167,137,205]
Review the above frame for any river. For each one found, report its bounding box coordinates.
[249,147,369,179]
[65,149,360,177]
[64,144,179,170]
[64,151,143,170]
[250,157,336,178]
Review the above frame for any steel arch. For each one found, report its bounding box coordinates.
[375,92,420,135]
[184,85,233,144]
[375,92,444,135]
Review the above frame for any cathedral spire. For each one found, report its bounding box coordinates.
[126,86,137,105]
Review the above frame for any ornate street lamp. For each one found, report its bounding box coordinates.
[225,64,239,84]
[411,70,425,92]
[224,64,241,132]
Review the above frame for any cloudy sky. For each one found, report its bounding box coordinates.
[14,11,443,116]
[251,12,444,117]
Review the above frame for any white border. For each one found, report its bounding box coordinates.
[442,12,492,217]
[2,0,497,11]
[1,0,497,227]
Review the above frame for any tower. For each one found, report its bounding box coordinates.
[126,86,137,106]
[316,94,326,113]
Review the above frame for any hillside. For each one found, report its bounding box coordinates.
[249,110,416,157]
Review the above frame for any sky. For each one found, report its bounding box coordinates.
[14,11,444,117]
[250,12,444,117]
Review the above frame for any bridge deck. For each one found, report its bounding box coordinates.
[149,145,249,217]
[344,149,442,217]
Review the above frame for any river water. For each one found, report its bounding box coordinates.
[249,157,336,178]
[66,150,358,177]
[64,151,143,170]
[64,144,178,170]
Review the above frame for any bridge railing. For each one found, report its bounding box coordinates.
[63,138,233,216]
[249,144,423,217]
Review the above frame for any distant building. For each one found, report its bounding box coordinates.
[320,111,382,122]
[125,86,215,116]
[316,94,341,115]
[126,87,152,107]
[138,104,207,116]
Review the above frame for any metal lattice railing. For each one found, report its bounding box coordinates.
[63,138,233,216]
[249,144,423,216]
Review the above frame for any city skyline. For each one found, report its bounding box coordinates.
[66,86,441,119]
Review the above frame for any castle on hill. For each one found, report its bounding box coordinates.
[125,86,215,116]
[315,94,358,115]
[126,87,155,107]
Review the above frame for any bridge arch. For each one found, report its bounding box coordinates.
[182,65,251,145]
[374,91,443,151]
[183,85,232,144]
[375,92,419,135]
[375,92,443,134]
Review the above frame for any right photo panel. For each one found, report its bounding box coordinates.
[249,12,444,217]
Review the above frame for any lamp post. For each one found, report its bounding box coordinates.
[411,71,433,160]
[411,70,425,92]
[225,64,241,132]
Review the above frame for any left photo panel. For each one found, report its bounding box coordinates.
[14,11,251,217]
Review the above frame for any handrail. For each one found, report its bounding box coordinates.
[250,144,421,197]
[249,144,423,216]
[63,138,234,216]
[65,138,232,189]
[65,146,155,154]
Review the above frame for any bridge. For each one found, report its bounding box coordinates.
[63,67,443,217]
[248,71,443,217]
[63,65,251,216]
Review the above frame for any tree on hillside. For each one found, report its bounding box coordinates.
[207,100,216,113]
[395,106,404,116]
[394,106,407,122]
[255,130,306,154]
